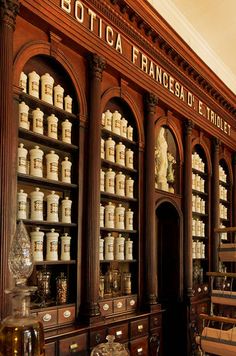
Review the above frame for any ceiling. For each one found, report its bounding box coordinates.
[148,0,236,94]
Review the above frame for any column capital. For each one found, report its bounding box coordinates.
[88,53,106,81]
[145,92,158,115]
[184,119,194,135]
[212,137,221,150]
[0,0,19,29]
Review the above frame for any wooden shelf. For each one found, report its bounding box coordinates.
[192,189,208,197]
[100,227,137,233]
[219,180,230,188]
[19,127,78,152]
[18,172,78,190]
[100,259,137,263]
[192,235,207,240]
[100,191,137,202]
[192,212,208,218]
[17,219,77,227]
[34,260,76,265]
[102,127,137,147]
[192,168,207,178]
[102,158,137,173]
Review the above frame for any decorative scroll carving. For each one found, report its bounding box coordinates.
[145,92,158,115]
[184,119,194,136]
[0,0,19,28]
[88,53,106,81]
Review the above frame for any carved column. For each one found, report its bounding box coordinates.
[0,0,19,320]
[232,153,236,227]
[211,138,220,272]
[184,120,194,297]
[82,54,106,319]
[144,93,158,307]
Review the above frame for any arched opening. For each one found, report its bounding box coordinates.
[156,201,185,355]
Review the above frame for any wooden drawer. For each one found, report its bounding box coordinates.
[99,300,113,316]
[108,323,129,343]
[150,314,162,329]
[45,342,56,356]
[58,306,75,325]
[59,333,87,356]
[38,309,57,328]
[90,328,107,348]
[130,336,148,356]
[126,295,137,311]
[113,298,126,314]
[130,318,148,339]
[149,328,162,356]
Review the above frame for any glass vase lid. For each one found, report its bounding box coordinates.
[91,335,130,355]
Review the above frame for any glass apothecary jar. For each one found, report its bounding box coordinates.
[91,335,129,355]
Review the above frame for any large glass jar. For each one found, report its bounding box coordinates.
[91,335,129,355]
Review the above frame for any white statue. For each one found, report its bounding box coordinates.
[167,152,176,183]
[155,127,168,191]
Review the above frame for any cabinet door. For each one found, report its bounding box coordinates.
[149,328,162,356]
[130,336,148,356]
[59,333,88,356]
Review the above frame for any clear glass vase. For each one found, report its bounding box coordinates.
[91,335,129,356]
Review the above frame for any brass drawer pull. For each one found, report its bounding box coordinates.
[69,343,79,352]
[138,324,143,332]
[137,347,143,354]
[116,330,122,336]
[43,313,52,322]
[63,310,71,318]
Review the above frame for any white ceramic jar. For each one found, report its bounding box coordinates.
[61,119,72,144]
[46,191,59,222]
[47,114,58,139]
[101,138,105,159]
[17,143,28,174]
[64,95,73,113]
[101,113,105,127]
[105,137,115,162]
[104,110,112,131]
[32,108,44,135]
[192,241,196,259]
[125,177,134,198]
[115,172,125,196]
[104,202,115,228]
[41,73,54,104]
[29,146,44,177]
[115,204,125,229]
[28,71,40,98]
[112,111,121,135]
[46,150,59,181]
[127,125,133,141]
[60,233,71,261]
[46,228,59,261]
[99,236,104,260]
[116,142,125,166]
[54,84,64,109]
[30,187,44,221]
[120,117,127,138]
[115,234,125,260]
[61,157,72,183]
[125,208,134,230]
[105,168,115,194]
[30,227,44,262]
[126,149,134,169]
[19,101,30,130]
[104,233,114,260]
[100,169,105,192]
[61,197,72,223]
[125,238,133,260]
[100,204,105,227]
[19,71,27,93]
[17,189,28,220]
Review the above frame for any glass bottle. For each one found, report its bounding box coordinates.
[56,272,68,305]
[91,335,130,355]
[0,221,45,355]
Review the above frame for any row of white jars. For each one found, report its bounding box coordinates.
[101,138,134,169]
[19,71,73,112]
[192,152,205,172]
[192,195,206,214]
[100,202,134,230]
[219,185,228,201]
[30,228,71,261]
[192,173,205,192]
[18,144,72,183]
[102,110,133,141]
[19,103,72,143]
[101,169,134,198]
[192,218,205,237]
[17,188,72,223]
[99,234,133,261]
[219,204,228,220]
[192,240,205,259]
[219,166,227,183]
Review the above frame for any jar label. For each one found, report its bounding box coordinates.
[64,129,71,138]
[50,162,58,173]
[45,84,53,96]
[32,81,39,92]
[34,241,43,252]
[64,243,70,252]
[50,203,58,213]
[34,200,43,211]
[19,157,26,167]
[36,118,43,128]
[50,123,57,134]
[64,169,71,178]
[33,158,42,169]
[65,207,71,216]
[20,113,28,122]
[18,201,26,211]
[56,94,63,104]
[50,241,58,251]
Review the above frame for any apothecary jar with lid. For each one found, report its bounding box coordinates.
[91,335,129,355]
